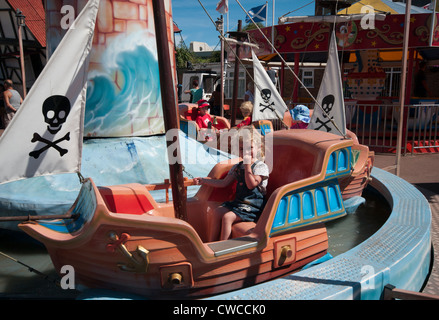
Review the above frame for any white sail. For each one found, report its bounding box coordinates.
[0,0,99,185]
[308,32,346,136]
[252,50,288,121]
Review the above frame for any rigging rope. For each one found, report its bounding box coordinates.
[0,250,61,287]
[197,0,289,128]
[196,0,346,135]
[279,0,316,21]
[77,171,86,184]
[234,0,347,138]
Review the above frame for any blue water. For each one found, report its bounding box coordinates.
[326,187,391,257]
[0,186,390,299]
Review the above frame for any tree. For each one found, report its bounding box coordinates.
[242,22,265,32]
[175,40,196,69]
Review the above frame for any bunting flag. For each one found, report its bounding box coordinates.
[0,0,99,184]
[308,32,347,136]
[245,3,267,23]
[216,0,228,14]
[251,50,288,121]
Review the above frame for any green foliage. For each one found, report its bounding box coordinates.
[242,22,264,31]
[175,39,221,67]
[175,44,196,69]
[201,50,221,63]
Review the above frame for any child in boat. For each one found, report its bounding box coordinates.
[195,99,213,129]
[194,127,269,240]
[235,101,253,129]
[290,104,310,129]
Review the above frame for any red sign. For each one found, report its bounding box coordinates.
[246,13,436,57]
[431,13,439,46]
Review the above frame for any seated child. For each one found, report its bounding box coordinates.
[290,104,310,129]
[194,127,269,240]
[236,101,253,129]
[195,99,213,129]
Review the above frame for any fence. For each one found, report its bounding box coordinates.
[346,102,439,154]
[272,101,438,154]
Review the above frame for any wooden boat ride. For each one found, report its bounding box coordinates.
[1,0,374,299]
[179,103,231,142]
[19,129,357,298]
[339,130,374,200]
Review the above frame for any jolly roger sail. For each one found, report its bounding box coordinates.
[308,32,347,137]
[251,50,288,122]
[0,0,99,185]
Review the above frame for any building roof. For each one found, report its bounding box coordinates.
[6,0,46,47]
[337,0,431,14]
[173,21,181,33]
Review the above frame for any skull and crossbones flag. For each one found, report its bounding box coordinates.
[308,32,346,137]
[0,0,99,184]
[252,50,288,122]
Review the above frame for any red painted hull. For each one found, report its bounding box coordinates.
[340,142,374,200]
[19,130,357,298]
[45,219,328,298]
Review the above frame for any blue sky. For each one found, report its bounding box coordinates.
[172,0,316,49]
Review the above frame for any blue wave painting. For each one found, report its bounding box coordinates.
[84,33,164,137]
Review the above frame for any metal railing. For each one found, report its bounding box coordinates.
[383,284,439,300]
[346,103,439,154]
[279,102,438,154]
[407,104,439,154]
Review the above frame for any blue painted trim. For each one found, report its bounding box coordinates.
[270,179,346,235]
[210,168,432,300]
[325,147,352,180]
[39,180,96,234]
[260,123,272,136]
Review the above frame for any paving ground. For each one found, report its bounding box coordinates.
[374,152,439,296]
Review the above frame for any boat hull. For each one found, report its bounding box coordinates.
[339,143,374,200]
[42,221,327,298]
[20,130,355,298]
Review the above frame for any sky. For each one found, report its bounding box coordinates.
[171,0,316,49]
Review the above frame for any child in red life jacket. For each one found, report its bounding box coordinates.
[195,99,212,129]
[236,101,253,129]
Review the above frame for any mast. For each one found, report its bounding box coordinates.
[215,15,225,117]
[229,20,246,127]
[16,9,27,98]
[219,15,225,117]
[395,0,412,176]
[152,0,187,221]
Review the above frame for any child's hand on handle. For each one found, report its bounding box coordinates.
[193,177,203,185]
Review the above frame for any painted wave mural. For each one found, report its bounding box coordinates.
[45,0,174,137]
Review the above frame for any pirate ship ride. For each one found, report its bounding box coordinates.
[0,0,373,298]
[20,129,354,298]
